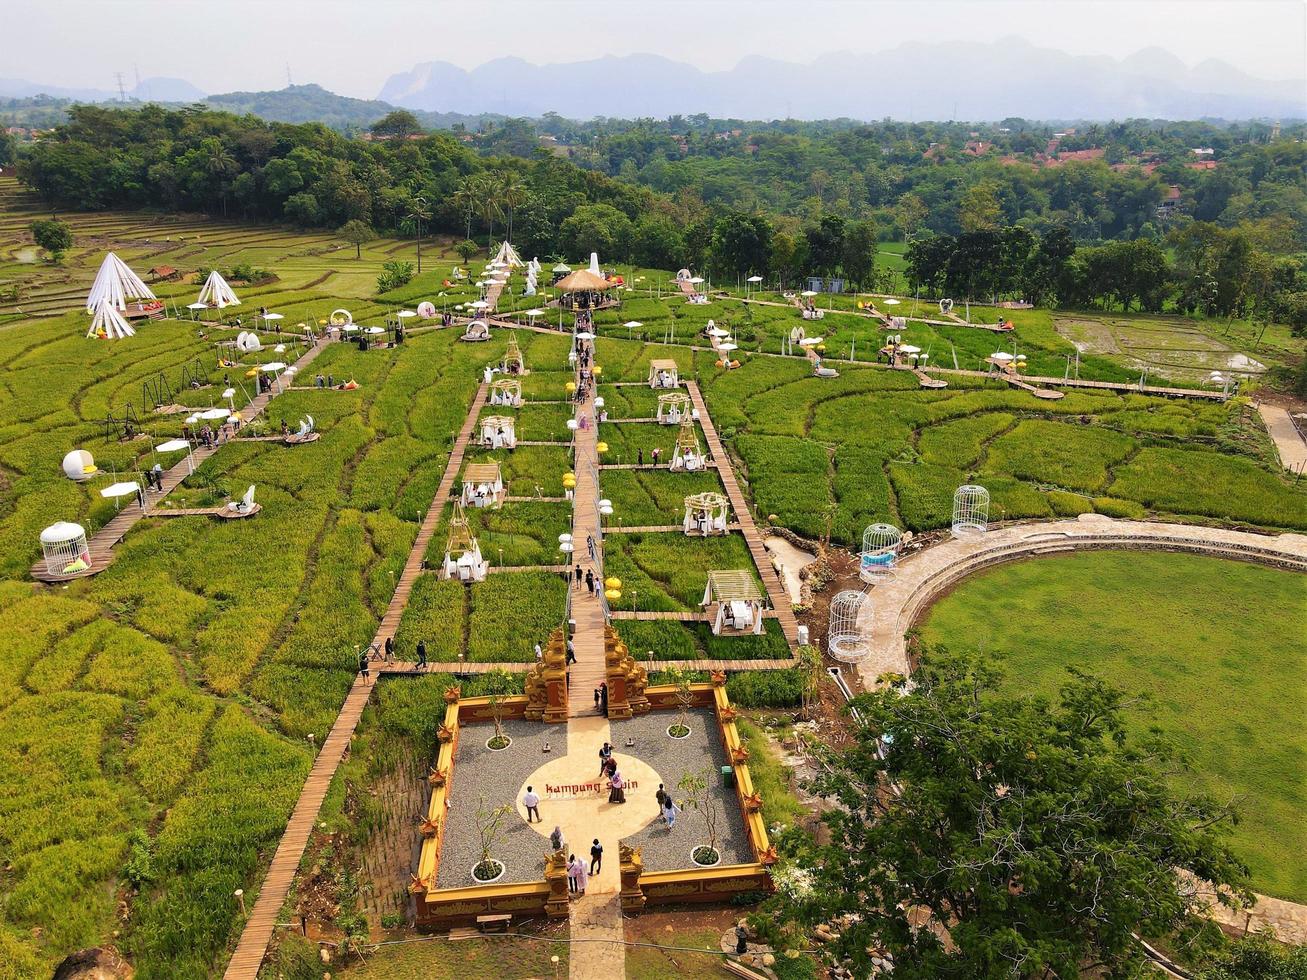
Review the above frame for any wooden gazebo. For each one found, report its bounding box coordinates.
[702,570,765,635]
[489,377,523,407]
[501,335,528,375]
[461,462,504,509]
[648,359,679,389]
[656,391,691,425]
[683,492,730,536]
[478,415,516,450]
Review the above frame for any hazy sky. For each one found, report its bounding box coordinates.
[8,0,1306,96]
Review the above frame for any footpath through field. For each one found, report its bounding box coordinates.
[31,338,328,583]
[223,383,489,979]
[1258,402,1307,473]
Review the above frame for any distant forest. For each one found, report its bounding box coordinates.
[9,103,1307,330]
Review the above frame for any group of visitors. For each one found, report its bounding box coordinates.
[564,841,603,895]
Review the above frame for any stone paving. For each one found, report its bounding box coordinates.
[437,718,566,889]
[614,707,753,871]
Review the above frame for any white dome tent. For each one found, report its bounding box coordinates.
[828,590,872,662]
[952,485,990,537]
[61,449,98,481]
[197,269,240,309]
[87,299,136,340]
[85,252,155,313]
[39,522,91,578]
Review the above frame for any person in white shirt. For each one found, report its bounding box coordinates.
[523,786,541,823]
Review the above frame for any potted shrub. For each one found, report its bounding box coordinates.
[472,797,514,883]
[679,768,722,867]
[667,665,693,739]
[484,668,514,750]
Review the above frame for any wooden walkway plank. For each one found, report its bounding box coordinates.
[223,382,490,979]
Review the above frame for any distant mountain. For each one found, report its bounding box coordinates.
[0,78,116,101]
[379,40,1307,121]
[132,77,206,102]
[202,84,504,131]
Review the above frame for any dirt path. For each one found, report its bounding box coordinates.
[1258,403,1307,473]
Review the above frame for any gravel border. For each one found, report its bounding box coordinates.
[613,707,753,871]
[436,717,566,888]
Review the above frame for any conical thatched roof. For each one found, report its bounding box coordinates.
[555,269,612,292]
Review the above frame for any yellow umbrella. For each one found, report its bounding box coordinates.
[565,381,577,393]
[604,588,622,601]
[605,576,622,590]
[596,441,609,453]
[592,365,603,376]
[245,367,258,378]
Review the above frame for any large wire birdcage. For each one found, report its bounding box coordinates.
[828,590,872,662]
[860,523,902,583]
[952,485,990,537]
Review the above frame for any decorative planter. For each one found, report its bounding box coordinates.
[472,859,506,883]
[690,846,721,868]
[486,735,512,751]
[667,723,691,739]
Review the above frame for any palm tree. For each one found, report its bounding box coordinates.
[499,175,527,243]
[205,142,238,217]
[452,181,477,242]
[471,173,503,255]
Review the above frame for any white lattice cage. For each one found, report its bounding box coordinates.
[952,485,990,536]
[828,589,871,662]
[860,523,902,582]
[40,521,90,577]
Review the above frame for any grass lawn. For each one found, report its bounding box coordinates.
[336,935,570,978]
[919,551,1307,903]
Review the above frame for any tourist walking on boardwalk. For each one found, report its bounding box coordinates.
[522,785,541,823]
[590,839,603,875]
[585,569,595,593]
[566,638,576,665]
[415,639,427,669]
[383,635,394,663]
[574,564,582,589]
[357,647,370,680]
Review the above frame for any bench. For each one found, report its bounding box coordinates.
[476,913,511,933]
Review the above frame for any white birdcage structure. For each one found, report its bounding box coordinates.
[656,392,691,425]
[490,377,523,407]
[670,416,706,472]
[952,485,990,537]
[828,590,871,662]
[648,359,679,389]
[39,521,91,578]
[440,499,488,582]
[500,335,528,375]
[859,523,902,582]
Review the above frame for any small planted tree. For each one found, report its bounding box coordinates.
[666,665,693,738]
[678,767,721,866]
[455,239,479,265]
[30,219,73,263]
[795,644,823,720]
[472,795,514,882]
[338,219,377,259]
[483,667,514,750]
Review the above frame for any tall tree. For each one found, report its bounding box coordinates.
[795,649,1250,979]
[29,218,73,263]
[840,219,877,289]
[958,180,1003,233]
[337,219,376,259]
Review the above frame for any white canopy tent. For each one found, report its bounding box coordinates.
[86,253,155,312]
[197,269,240,309]
[87,299,136,340]
[494,240,525,268]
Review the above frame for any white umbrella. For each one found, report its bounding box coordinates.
[801,290,818,297]
[623,321,643,329]
[575,331,595,341]
[469,300,490,310]
[718,342,738,352]
[342,324,360,332]
[221,387,236,400]
[274,344,286,353]
[186,414,201,425]
[186,302,208,311]
[260,362,287,372]
[156,439,189,453]
[689,277,705,285]
[397,310,417,318]
[883,298,901,305]
[799,336,823,347]
[991,352,1013,362]
[201,407,232,419]
[746,276,763,283]
[524,308,545,318]
[708,327,730,338]
[283,365,298,376]
[899,345,921,355]
[365,326,385,334]
[101,481,140,499]
[262,312,283,322]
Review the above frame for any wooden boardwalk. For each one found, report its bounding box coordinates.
[32,340,328,584]
[685,381,800,648]
[222,383,489,979]
[605,523,742,534]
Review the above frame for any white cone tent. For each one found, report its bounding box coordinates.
[588,251,602,275]
[197,269,240,309]
[493,240,524,268]
[85,252,155,312]
[87,298,136,339]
